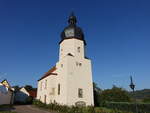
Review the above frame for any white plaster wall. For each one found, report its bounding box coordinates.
[55,59,68,105]
[37,39,94,106]
[59,39,85,60]
[37,70,58,104]
[65,56,94,106]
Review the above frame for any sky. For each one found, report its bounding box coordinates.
[0,0,150,90]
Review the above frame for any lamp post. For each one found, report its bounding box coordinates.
[129,76,138,113]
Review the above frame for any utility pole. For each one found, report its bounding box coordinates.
[129,76,138,113]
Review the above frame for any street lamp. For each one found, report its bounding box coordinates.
[129,76,138,113]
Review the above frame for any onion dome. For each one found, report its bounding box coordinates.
[60,13,86,45]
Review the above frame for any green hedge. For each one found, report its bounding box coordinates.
[103,102,150,113]
[33,100,133,113]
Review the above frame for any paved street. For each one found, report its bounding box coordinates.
[12,105,57,113]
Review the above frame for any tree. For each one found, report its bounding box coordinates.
[93,82,102,106]
[12,85,20,92]
[143,96,150,103]
[24,85,33,91]
[100,85,131,103]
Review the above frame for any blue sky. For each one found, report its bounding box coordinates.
[0,0,150,90]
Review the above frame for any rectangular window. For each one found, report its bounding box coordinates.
[58,84,60,95]
[77,47,80,52]
[40,82,42,91]
[78,88,83,98]
[45,80,47,89]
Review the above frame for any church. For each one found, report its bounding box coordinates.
[37,13,94,106]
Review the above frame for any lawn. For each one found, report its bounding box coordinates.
[0,105,16,113]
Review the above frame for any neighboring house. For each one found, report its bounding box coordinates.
[0,79,14,105]
[28,90,37,99]
[37,13,94,106]
[14,87,37,103]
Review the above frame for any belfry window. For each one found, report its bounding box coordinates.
[77,47,80,53]
[78,88,83,98]
[58,84,60,95]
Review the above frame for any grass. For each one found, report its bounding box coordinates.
[0,111,16,113]
[0,105,13,109]
[0,105,16,113]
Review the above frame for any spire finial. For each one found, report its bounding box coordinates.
[68,12,77,25]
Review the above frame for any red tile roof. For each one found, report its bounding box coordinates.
[28,90,37,98]
[38,66,57,81]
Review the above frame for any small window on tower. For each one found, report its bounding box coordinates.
[79,63,82,66]
[77,47,80,53]
[78,88,83,98]
[61,49,63,51]
[61,64,63,67]
[76,62,79,66]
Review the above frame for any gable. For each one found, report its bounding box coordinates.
[1,79,11,88]
[38,66,57,81]
[0,83,8,94]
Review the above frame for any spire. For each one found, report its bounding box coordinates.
[68,12,77,25]
[130,76,134,85]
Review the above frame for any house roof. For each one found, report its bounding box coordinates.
[1,79,11,88]
[38,66,57,81]
[28,90,37,98]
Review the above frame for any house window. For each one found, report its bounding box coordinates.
[77,47,80,52]
[58,84,60,95]
[79,63,82,66]
[78,88,83,98]
[61,64,63,67]
[45,80,47,89]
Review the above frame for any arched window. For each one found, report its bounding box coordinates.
[78,88,83,98]
[58,84,60,95]
[77,47,80,53]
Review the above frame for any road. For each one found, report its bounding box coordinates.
[12,105,57,113]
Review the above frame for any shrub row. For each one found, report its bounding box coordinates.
[103,102,150,113]
[33,100,133,113]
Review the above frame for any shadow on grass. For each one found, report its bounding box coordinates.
[0,105,15,112]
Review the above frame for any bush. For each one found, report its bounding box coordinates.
[33,100,133,113]
[25,96,33,104]
[103,102,150,113]
[143,97,150,103]
[99,86,131,105]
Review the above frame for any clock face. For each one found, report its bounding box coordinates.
[65,28,74,37]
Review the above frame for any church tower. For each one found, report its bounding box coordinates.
[37,13,94,106]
